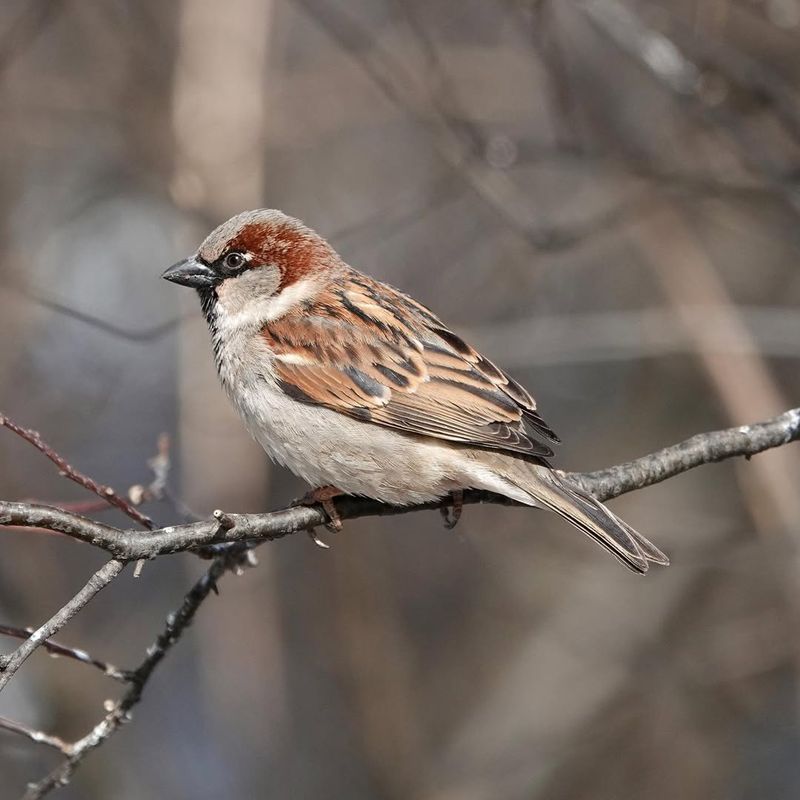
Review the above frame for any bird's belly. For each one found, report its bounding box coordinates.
[227,377,457,504]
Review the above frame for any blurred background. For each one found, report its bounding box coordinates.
[1,0,800,797]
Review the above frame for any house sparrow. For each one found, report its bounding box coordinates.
[163,209,668,573]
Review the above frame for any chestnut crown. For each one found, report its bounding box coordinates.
[162,209,338,291]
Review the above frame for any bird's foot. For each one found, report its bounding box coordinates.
[440,489,464,530]
[297,485,345,532]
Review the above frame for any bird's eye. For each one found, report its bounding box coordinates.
[222,251,246,272]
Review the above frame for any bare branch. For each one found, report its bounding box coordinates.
[5,408,799,796]
[0,560,126,692]
[21,548,251,800]
[1,409,798,561]
[566,408,800,500]
[0,625,129,682]
[0,416,154,530]
[0,716,71,755]
[0,504,127,547]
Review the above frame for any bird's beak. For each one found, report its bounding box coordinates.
[161,257,216,289]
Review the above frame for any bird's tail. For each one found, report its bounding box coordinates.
[506,464,669,573]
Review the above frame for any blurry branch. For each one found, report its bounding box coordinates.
[467,305,800,367]
[577,0,800,538]
[528,0,800,532]
[738,0,800,32]
[2,408,798,561]
[636,0,800,147]
[290,0,639,253]
[22,292,187,342]
[170,0,275,557]
[0,0,62,75]
[126,432,171,510]
[285,0,800,267]
[330,172,462,250]
[1,407,799,797]
[0,281,187,341]
[523,0,583,148]
[388,0,485,153]
[578,0,800,196]
[623,162,793,202]
[579,0,701,95]
[690,31,800,145]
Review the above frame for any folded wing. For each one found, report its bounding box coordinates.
[262,270,560,459]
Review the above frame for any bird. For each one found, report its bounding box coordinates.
[162,209,668,573]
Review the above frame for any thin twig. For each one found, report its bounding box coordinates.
[21,548,252,800]
[0,416,153,530]
[0,625,129,682]
[0,560,126,692]
[0,716,71,755]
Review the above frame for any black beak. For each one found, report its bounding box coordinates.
[161,257,216,289]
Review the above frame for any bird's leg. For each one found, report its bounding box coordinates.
[298,485,344,531]
[440,489,464,530]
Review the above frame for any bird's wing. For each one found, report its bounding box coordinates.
[261,271,560,459]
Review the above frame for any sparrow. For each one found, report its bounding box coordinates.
[162,209,668,573]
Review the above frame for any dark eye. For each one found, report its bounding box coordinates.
[222,251,246,272]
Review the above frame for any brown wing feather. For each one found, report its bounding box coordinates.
[262,271,560,458]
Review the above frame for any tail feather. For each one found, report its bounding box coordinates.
[614,516,670,567]
[507,468,668,573]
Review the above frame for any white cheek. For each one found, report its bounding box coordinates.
[216,276,318,334]
[259,278,318,322]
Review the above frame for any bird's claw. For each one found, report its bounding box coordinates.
[440,490,464,529]
[297,486,344,532]
[307,529,331,548]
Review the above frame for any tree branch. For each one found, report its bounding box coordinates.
[0,416,153,530]
[0,560,126,692]
[0,408,797,561]
[566,407,800,500]
[20,547,252,800]
[0,716,71,755]
[3,407,799,797]
[0,624,129,682]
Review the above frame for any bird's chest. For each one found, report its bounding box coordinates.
[209,324,334,481]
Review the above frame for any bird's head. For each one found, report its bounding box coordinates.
[162,209,339,323]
